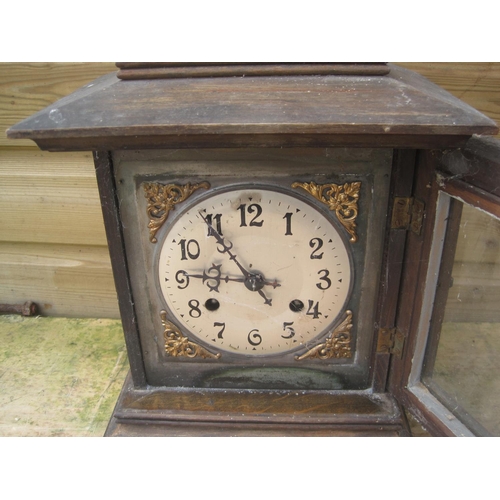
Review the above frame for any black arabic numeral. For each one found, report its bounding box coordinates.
[178,239,200,260]
[309,238,324,259]
[175,270,190,289]
[282,322,295,339]
[247,329,262,346]
[316,269,332,290]
[206,213,223,236]
[306,300,322,319]
[283,212,293,236]
[188,299,202,318]
[214,322,226,339]
[238,203,263,227]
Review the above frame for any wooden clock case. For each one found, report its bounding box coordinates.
[8,63,499,436]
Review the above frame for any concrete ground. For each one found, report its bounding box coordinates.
[0,315,128,436]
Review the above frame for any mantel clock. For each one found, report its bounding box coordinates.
[8,63,500,436]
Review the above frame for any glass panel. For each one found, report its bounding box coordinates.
[422,196,500,435]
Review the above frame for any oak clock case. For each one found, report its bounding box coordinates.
[114,148,392,390]
[7,63,500,436]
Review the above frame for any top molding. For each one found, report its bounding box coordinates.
[115,63,391,79]
[7,64,498,151]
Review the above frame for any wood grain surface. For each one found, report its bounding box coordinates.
[0,242,117,317]
[3,62,498,149]
[0,62,116,148]
[6,65,497,150]
[398,63,500,133]
[0,149,107,246]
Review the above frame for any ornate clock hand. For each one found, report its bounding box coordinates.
[198,211,278,305]
[180,266,281,291]
[176,265,223,292]
[225,275,280,290]
[178,264,254,293]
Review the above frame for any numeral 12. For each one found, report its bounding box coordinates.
[238,203,263,227]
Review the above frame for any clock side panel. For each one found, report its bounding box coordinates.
[113,148,392,391]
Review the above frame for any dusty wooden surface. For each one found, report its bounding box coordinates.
[1,62,499,318]
[0,62,117,149]
[399,63,500,133]
[3,63,499,148]
[7,65,496,149]
[0,315,128,436]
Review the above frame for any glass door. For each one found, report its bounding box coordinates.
[392,137,500,436]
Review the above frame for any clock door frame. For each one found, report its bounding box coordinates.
[94,146,415,436]
[106,147,394,391]
[388,137,500,436]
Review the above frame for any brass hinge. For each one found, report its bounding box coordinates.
[391,197,425,235]
[377,328,406,358]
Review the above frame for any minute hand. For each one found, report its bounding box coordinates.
[199,212,249,277]
[199,212,278,306]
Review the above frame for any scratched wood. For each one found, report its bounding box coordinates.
[6,64,496,150]
[0,62,116,148]
[397,63,500,138]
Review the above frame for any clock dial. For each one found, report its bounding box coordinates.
[157,186,353,356]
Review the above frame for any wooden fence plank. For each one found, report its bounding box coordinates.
[453,203,500,265]
[0,242,119,318]
[444,277,500,323]
[442,202,500,322]
[0,149,108,246]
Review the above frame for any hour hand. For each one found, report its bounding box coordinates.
[258,290,273,306]
[177,264,224,292]
[179,265,280,296]
[178,264,253,293]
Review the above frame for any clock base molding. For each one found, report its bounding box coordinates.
[105,373,409,437]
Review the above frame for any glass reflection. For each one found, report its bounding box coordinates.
[422,198,500,436]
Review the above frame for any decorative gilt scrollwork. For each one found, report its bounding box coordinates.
[160,311,221,359]
[144,182,210,243]
[295,310,353,361]
[292,181,361,242]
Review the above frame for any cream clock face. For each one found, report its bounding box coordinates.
[157,186,353,357]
